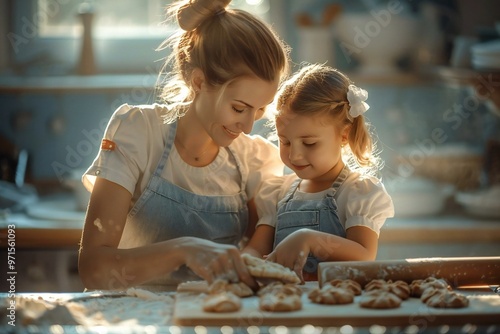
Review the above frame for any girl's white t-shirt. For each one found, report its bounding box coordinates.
[255,172,395,236]
[83,104,284,207]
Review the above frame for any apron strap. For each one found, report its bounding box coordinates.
[327,164,350,197]
[153,121,177,177]
[227,145,248,197]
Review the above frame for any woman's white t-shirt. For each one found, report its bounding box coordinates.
[83,104,284,207]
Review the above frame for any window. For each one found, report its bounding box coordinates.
[8,0,270,75]
[38,0,269,37]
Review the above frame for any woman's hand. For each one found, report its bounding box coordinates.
[181,238,258,289]
[265,229,313,283]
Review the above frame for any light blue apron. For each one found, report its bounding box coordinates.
[119,121,249,286]
[273,166,349,274]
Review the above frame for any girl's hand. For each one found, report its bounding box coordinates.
[181,238,258,289]
[265,229,313,283]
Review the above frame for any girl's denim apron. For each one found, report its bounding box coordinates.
[273,166,349,274]
[119,121,249,286]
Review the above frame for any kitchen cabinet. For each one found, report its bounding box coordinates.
[0,249,83,293]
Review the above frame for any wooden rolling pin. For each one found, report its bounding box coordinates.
[318,256,500,288]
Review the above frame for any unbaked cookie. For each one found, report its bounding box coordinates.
[257,281,302,297]
[241,253,301,284]
[422,289,469,308]
[409,277,451,298]
[328,279,362,296]
[308,285,354,305]
[364,279,410,300]
[208,279,254,297]
[259,291,302,312]
[202,291,241,313]
[359,290,402,309]
[258,281,302,312]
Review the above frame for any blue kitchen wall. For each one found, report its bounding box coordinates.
[0,88,155,182]
[1,81,498,183]
[1,0,499,184]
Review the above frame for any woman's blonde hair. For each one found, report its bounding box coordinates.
[274,63,381,175]
[157,0,290,123]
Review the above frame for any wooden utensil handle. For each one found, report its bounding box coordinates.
[318,257,500,288]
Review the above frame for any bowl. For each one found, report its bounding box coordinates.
[395,144,483,191]
[385,177,452,218]
[333,13,420,74]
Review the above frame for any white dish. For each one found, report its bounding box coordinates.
[472,61,500,70]
[472,55,500,69]
[455,186,500,219]
[26,198,86,222]
[457,203,500,219]
[472,55,500,64]
[471,39,500,55]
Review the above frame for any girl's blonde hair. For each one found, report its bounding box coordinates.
[157,0,290,123]
[274,63,381,175]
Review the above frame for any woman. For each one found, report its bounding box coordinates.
[78,0,290,290]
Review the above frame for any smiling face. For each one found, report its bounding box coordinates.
[276,106,350,184]
[193,74,280,147]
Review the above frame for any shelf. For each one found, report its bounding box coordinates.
[343,71,428,86]
[429,66,500,112]
[0,74,158,93]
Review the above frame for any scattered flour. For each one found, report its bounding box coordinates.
[1,290,175,327]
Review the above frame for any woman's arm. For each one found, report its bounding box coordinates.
[78,177,257,290]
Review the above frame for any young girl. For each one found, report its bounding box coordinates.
[244,64,394,282]
[78,0,289,290]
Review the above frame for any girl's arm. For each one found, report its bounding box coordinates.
[244,198,259,240]
[310,225,378,261]
[78,177,257,290]
[241,224,275,259]
[266,226,378,280]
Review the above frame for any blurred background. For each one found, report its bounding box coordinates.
[0,0,499,292]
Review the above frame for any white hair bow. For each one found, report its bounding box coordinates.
[347,84,369,121]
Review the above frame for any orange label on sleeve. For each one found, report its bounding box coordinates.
[101,139,117,151]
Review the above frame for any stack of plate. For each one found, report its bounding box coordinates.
[455,184,500,219]
[471,39,500,70]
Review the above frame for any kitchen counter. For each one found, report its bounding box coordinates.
[1,197,498,295]
[377,216,500,260]
[381,215,500,243]
[2,204,499,250]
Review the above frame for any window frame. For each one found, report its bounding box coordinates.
[6,0,280,75]
[8,0,176,74]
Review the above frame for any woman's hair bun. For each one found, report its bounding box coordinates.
[177,0,231,31]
